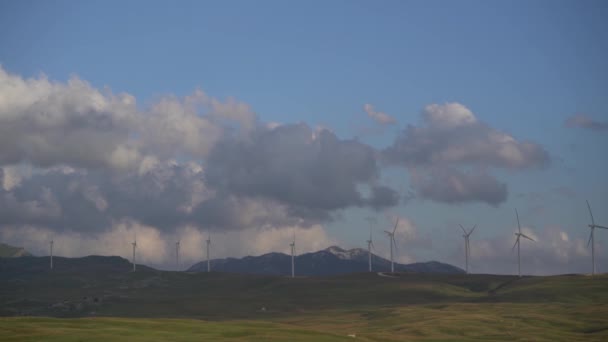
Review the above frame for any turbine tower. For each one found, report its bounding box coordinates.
[206,234,211,272]
[384,218,399,273]
[366,219,375,272]
[49,240,54,270]
[513,209,535,277]
[131,234,137,272]
[290,232,296,278]
[586,200,608,276]
[175,240,180,270]
[459,224,476,274]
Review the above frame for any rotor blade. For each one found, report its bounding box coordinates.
[512,237,519,251]
[587,230,593,248]
[384,230,392,235]
[587,200,596,226]
[594,225,608,230]
[469,224,477,236]
[459,224,467,235]
[515,208,521,233]
[520,233,535,242]
[392,237,398,253]
[392,218,399,234]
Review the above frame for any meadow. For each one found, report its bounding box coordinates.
[1,268,607,341]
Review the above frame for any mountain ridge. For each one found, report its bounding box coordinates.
[188,245,464,275]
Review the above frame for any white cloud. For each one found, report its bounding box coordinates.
[423,102,476,129]
[364,104,396,125]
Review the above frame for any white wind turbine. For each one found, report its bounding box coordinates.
[49,240,54,270]
[459,224,476,274]
[586,200,608,276]
[206,233,211,272]
[384,218,399,273]
[175,240,180,270]
[366,218,376,272]
[290,231,296,278]
[513,209,535,277]
[131,234,137,272]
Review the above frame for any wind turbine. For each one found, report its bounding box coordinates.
[384,218,399,273]
[49,240,54,270]
[586,200,608,276]
[513,209,535,277]
[366,218,375,272]
[131,234,137,272]
[459,224,476,274]
[290,231,296,278]
[175,240,180,271]
[206,233,211,272]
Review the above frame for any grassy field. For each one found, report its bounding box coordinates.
[1,302,607,341]
[1,268,608,340]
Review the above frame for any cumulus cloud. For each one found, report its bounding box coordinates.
[205,123,398,218]
[384,103,550,169]
[364,104,396,125]
[565,113,608,132]
[0,67,258,171]
[409,167,508,206]
[383,103,550,206]
[0,67,140,170]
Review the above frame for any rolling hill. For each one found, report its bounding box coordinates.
[0,243,33,258]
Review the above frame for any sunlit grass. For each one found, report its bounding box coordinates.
[2,302,607,341]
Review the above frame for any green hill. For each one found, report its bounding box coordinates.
[1,258,607,340]
[0,243,32,258]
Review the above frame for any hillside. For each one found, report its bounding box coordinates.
[0,255,156,277]
[187,246,464,275]
[1,254,607,319]
[0,243,33,258]
[1,255,607,340]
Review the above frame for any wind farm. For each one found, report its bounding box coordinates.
[1,1,607,340]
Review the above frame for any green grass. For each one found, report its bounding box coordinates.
[1,270,608,340]
[1,302,607,341]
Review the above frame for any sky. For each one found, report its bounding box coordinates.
[0,0,607,274]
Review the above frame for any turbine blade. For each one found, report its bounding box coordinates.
[587,230,593,247]
[392,238,398,253]
[515,208,521,233]
[469,224,477,236]
[459,224,467,234]
[520,233,535,242]
[384,230,391,235]
[595,225,608,230]
[392,218,399,234]
[512,238,518,251]
[587,200,596,226]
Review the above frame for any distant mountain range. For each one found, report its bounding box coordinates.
[187,246,464,275]
[0,242,464,276]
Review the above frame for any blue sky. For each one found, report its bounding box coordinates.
[1,0,607,274]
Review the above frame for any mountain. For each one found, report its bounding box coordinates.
[0,243,33,258]
[187,245,464,275]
